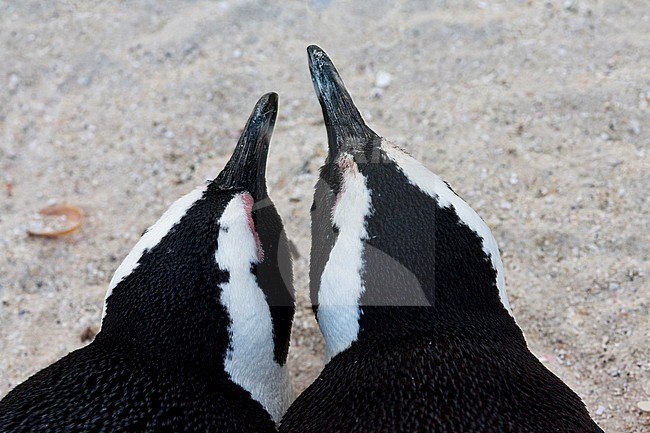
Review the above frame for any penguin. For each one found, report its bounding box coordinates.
[279,46,604,433]
[0,93,295,433]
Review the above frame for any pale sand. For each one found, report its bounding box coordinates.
[1,1,648,431]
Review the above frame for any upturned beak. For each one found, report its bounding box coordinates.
[307,45,378,157]
[216,92,278,200]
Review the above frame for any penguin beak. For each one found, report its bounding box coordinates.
[307,45,378,157]
[216,92,278,200]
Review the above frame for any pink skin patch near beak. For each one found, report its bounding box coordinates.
[332,154,352,219]
[241,192,265,263]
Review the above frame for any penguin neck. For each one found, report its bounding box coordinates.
[99,191,292,421]
[379,143,512,316]
[214,194,293,423]
[98,187,232,373]
[357,153,519,328]
[314,145,524,361]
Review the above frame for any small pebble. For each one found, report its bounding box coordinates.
[80,326,97,343]
[638,401,650,412]
[607,367,621,377]
[8,73,20,91]
[628,118,641,134]
[371,87,384,98]
[374,71,392,88]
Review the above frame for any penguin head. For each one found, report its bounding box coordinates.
[99,93,294,421]
[307,46,517,361]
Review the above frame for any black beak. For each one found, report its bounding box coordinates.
[216,92,278,200]
[307,45,378,157]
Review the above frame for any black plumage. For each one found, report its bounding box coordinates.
[283,329,602,433]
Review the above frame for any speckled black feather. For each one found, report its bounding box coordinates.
[282,332,603,433]
[281,46,603,433]
[0,332,276,433]
[0,93,294,432]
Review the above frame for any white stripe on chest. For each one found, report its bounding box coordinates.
[216,193,292,424]
[381,142,513,316]
[101,184,208,323]
[318,157,373,362]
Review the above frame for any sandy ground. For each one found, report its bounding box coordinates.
[1,1,648,431]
